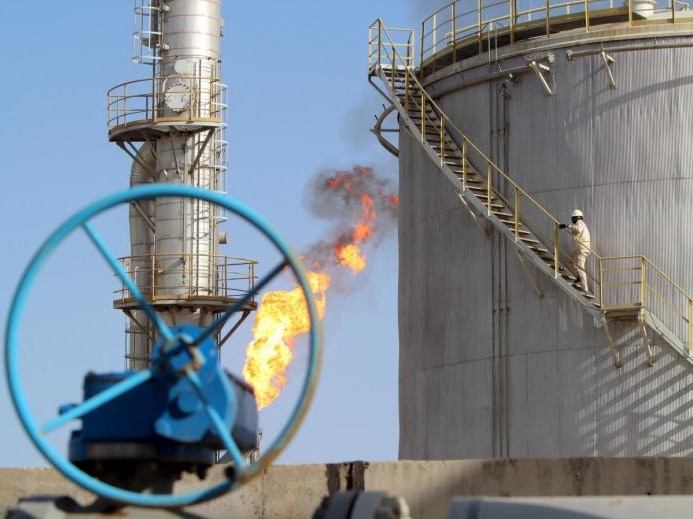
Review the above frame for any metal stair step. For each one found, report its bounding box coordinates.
[472,197,510,210]
[472,200,507,212]
[518,235,542,245]
[604,305,642,320]
[531,246,553,257]
[472,192,505,205]
[450,167,482,178]
[408,113,443,126]
[455,175,484,185]
[443,157,463,165]
[499,220,532,236]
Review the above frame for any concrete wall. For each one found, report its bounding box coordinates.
[398,26,693,460]
[4,459,693,518]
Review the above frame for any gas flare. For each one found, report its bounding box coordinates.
[242,272,329,410]
[242,166,398,409]
[335,243,366,273]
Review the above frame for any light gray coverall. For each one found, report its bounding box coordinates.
[566,220,591,291]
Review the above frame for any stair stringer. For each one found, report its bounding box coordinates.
[375,65,602,321]
[645,310,693,367]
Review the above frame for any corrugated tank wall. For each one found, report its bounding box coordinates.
[399,32,693,459]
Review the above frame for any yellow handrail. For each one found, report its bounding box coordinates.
[107,75,227,130]
[419,0,692,68]
[598,255,693,351]
[114,253,257,301]
[369,19,693,354]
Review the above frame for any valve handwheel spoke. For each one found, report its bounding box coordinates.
[81,222,174,342]
[41,368,155,434]
[184,370,247,471]
[5,184,322,508]
[194,259,287,346]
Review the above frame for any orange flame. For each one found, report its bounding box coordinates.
[333,193,376,271]
[242,272,330,410]
[335,243,366,273]
[242,166,398,410]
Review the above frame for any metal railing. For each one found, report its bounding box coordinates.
[368,23,415,70]
[369,19,693,353]
[132,0,164,65]
[599,256,693,352]
[114,253,257,302]
[107,75,227,130]
[420,0,693,66]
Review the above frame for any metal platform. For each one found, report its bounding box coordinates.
[113,295,257,312]
[108,118,224,142]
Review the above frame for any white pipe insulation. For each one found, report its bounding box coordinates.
[153,0,222,299]
[129,143,156,369]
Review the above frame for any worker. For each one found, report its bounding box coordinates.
[559,209,591,293]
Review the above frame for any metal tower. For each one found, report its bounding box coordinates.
[369,1,693,459]
[108,0,256,369]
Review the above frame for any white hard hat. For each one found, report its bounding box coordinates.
[571,209,583,218]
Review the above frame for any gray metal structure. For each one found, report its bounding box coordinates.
[109,0,256,369]
[386,5,693,458]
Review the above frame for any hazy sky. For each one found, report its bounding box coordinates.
[0,1,435,468]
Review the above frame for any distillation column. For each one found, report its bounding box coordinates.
[108,0,255,369]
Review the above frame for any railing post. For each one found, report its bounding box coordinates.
[452,2,457,63]
[688,299,693,355]
[420,20,425,68]
[250,262,255,297]
[151,253,156,298]
[599,257,604,307]
[124,84,129,125]
[462,138,468,190]
[585,0,590,32]
[510,0,516,43]
[628,0,633,25]
[553,223,559,276]
[378,22,382,68]
[421,93,426,141]
[514,187,519,241]
[440,116,445,167]
[545,0,550,37]
[487,162,492,215]
[405,72,410,114]
[640,256,647,308]
[432,13,438,55]
[478,0,483,54]
[152,76,158,122]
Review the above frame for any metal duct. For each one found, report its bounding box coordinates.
[129,143,156,369]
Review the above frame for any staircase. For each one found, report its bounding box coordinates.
[368,19,693,368]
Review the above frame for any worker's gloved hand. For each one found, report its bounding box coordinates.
[559,223,567,229]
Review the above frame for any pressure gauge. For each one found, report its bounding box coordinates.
[164,81,192,113]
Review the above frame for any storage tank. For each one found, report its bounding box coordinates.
[370,1,693,458]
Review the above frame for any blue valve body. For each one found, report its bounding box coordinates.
[67,325,258,467]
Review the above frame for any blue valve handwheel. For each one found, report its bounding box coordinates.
[4,184,322,508]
